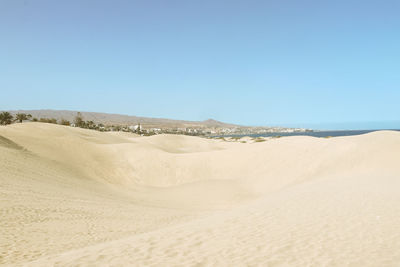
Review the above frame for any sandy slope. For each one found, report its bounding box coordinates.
[1,123,400,266]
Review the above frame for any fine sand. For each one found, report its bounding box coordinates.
[1,123,400,266]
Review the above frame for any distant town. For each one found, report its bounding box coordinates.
[123,125,312,136]
[0,111,312,136]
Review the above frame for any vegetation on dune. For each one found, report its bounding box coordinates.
[1,112,34,125]
[0,111,202,136]
[39,118,57,124]
[15,113,32,123]
[0,112,13,125]
[60,119,71,126]
[74,112,85,128]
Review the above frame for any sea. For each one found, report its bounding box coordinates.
[217,129,400,138]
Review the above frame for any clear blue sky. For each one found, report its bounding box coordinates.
[1,0,399,129]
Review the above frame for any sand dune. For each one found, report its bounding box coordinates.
[1,123,400,266]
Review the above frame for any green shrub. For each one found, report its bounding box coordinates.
[39,118,57,124]
[0,112,13,125]
[15,113,32,123]
[60,119,70,126]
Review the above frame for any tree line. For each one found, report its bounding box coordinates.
[0,112,34,125]
[0,112,70,126]
[0,111,144,134]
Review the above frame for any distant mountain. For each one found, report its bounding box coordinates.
[7,109,240,128]
[201,119,237,127]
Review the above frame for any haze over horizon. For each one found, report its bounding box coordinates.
[1,0,399,129]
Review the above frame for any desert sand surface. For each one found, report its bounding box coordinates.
[1,123,400,266]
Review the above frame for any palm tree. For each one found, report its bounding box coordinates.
[74,112,85,127]
[0,112,13,125]
[15,113,32,123]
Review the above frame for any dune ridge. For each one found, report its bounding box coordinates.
[1,123,400,266]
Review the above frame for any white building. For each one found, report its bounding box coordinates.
[129,124,142,131]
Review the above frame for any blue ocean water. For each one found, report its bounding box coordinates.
[221,129,400,138]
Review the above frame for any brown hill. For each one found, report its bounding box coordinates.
[7,109,239,128]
